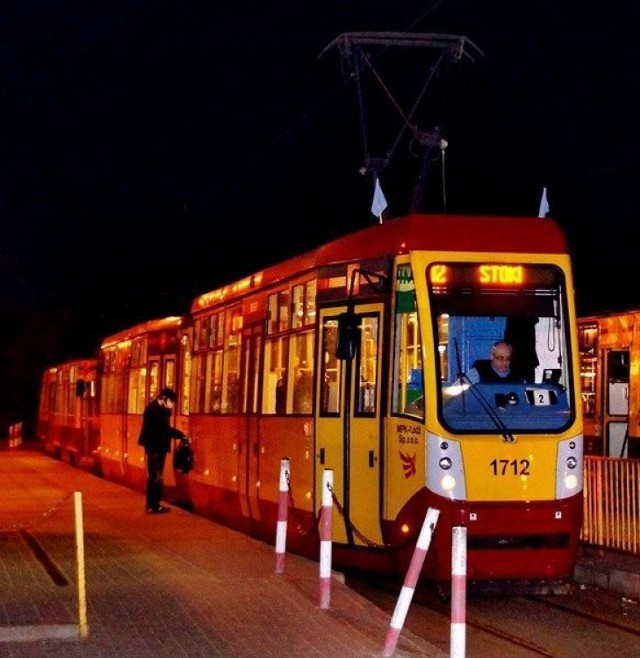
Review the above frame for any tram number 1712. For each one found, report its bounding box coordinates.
[490,458,531,476]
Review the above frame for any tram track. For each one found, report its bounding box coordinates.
[421,597,558,657]
[344,570,640,657]
[525,594,640,638]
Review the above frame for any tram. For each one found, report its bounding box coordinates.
[578,311,640,458]
[97,316,191,497]
[37,212,583,589]
[36,358,100,469]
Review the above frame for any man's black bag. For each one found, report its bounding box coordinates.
[173,438,193,474]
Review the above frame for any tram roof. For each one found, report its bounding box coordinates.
[192,213,569,313]
[44,357,98,375]
[100,316,185,349]
[579,310,640,322]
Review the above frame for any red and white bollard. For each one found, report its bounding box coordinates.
[382,507,440,658]
[450,526,467,658]
[319,468,333,610]
[274,458,290,575]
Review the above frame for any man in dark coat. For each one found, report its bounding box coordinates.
[137,387,185,514]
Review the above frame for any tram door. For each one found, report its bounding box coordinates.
[149,355,178,485]
[315,304,384,546]
[603,349,629,457]
[238,323,263,520]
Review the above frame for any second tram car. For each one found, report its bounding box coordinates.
[37,212,583,589]
[98,316,191,497]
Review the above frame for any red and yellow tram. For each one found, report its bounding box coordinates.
[578,310,640,458]
[37,212,583,590]
[36,358,100,469]
[98,316,191,497]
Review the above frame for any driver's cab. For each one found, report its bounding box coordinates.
[428,262,574,435]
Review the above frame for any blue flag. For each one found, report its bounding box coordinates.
[538,186,549,218]
[371,178,388,222]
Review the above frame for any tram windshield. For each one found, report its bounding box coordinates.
[427,262,573,433]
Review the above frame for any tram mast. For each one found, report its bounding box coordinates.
[321,32,483,215]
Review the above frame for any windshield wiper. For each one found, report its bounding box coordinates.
[453,339,515,443]
[457,371,516,443]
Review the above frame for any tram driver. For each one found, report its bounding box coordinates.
[467,340,520,384]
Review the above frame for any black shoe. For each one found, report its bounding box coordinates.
[146,505,170,514]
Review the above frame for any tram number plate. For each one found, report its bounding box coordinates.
[489,458,531,476]
[526,388,553,406]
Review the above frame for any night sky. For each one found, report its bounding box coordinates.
[1,1,638,429]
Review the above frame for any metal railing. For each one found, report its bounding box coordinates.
[582,455,640,554]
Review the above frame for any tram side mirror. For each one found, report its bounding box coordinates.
[336,310,361,360]
[75,380,86,397]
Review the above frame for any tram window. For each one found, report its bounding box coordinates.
[208,314,217,348]
[195,318,208,350]
[262,336,289,414]
[222,342,240,413]
[192,353,205,412]
[291,330,314,414]
[292,281,316,330]
[305,280,317,325]
[221,308,242,413]
[211,351,223,412]
[392,264,424,418]
[128,355,151,414]
[608,351,629,383]
[215,310,225,347]
[148,359,160,401]
[75,379,85,398]
[265,283,316,415]
[336,310,360,360]
[148,359,160,403]
[164,359,176,394]
[320,318,341,415]
[355,316,379,415]
[578,323,597,417]
[180,335,191,416]
[267,290,291,335]
[202,352,213,412]
[248,334,261,414]
[195,351,221,413]
[428,262,573,432]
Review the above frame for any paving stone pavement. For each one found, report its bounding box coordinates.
[2,448,638,657]
[0,450,446,657]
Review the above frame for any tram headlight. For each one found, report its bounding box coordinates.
[441,474,456,491]
[428,433,466,499]
[564,474,578,490]
[556,434,583,499]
